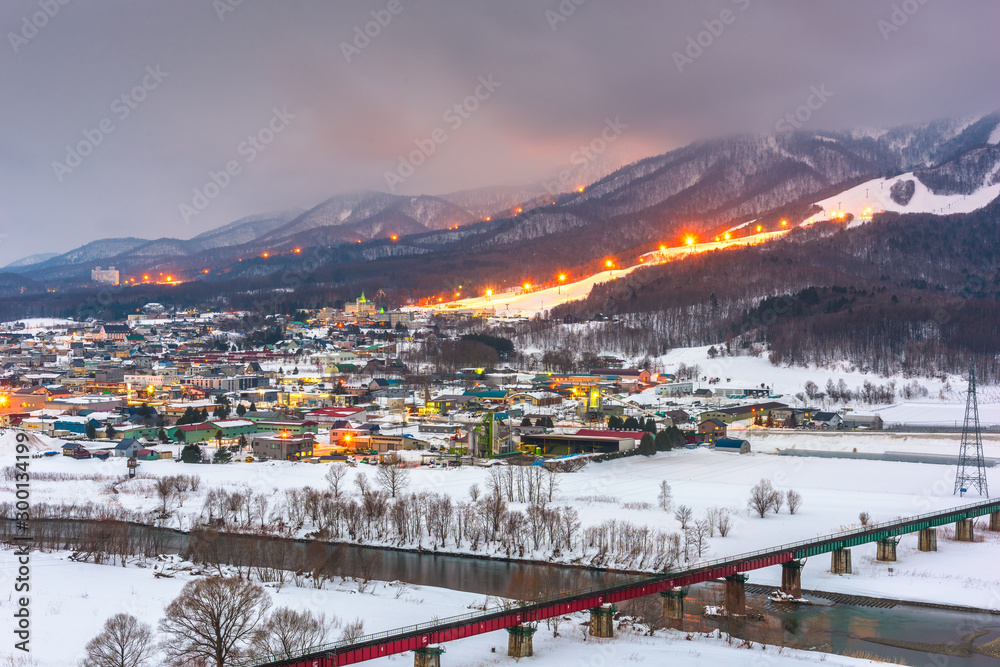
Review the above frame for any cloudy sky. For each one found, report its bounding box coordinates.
[1,0,997,265]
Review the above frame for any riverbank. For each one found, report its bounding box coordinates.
[0,549,892,667]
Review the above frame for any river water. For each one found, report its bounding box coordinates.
[8,519,1000,663]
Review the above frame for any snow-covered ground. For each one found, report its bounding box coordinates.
[811,172,1000,223]
[3,427,997,607]
[0,550,885,667]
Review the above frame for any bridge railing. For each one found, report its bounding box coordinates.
[236,496,1000,667]
[232,572,658,667]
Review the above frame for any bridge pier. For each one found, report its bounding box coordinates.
[990,512,1000,532]
[830,548,852,575]
[589,604,615,638]
[506,624,535,658]
[660,587,687,630]
[876,538,898,562]
[956,519,975,542]
[781,560,803,599]
[918,527,938,552]
[414,645,444,667]
[724,574,748,615]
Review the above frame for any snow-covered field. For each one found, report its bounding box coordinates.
[812,172,1000,222]
[2,427,996,609]
[0,550,886,667]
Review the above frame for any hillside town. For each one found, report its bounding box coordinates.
[0,298,886,469]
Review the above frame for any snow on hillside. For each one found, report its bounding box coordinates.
[811,172,1000,224]
[416,231,788,318]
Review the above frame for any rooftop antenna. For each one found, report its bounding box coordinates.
[955,358,988,497]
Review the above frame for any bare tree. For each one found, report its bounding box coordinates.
[468,483,481,502]
[375,461,410,498]
[657,480,672,511]
[340,618,365,643]
[158,576,271,667]
[786,489,802,515]
[748,479,776,518]
[154,477,176,515]
[82,613,156,667]
[673,504,693,529]
[770,489,784,514]
[250,607,328,659]
[324,464,348,499]
[858,511,871,526]
[715,508,733,537]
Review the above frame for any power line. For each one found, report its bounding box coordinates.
[955,359,988,497]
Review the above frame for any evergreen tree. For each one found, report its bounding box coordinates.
[623,416,640,430]
[158,427,168,443]
[236,403,247,417]
[642,417,657,433]
[212,448,232,464]
[607,415,622,430]
[654,430,673,452]
[86,422,97,440]
[535,417,546,428]
[199,408,209,422]
[639,432,656,456]
[105,423,117,439]
[543,416,554,428]
[249,402,257,413]
[521,417,533,427]
[180,444,202,463]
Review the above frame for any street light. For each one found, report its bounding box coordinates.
[558,274,566,294]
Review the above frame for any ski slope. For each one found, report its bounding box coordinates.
[811,172,1000,225]
[412,231,788,317]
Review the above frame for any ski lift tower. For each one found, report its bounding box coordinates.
[955,359,989,497]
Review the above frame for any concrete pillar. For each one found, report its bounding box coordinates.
[506,624,535,658]
[781,561,803,599]
[918,528,938,552]
[589,604,615,638]
[876,538,897,562]
[660,587,686,630]
[830,548,852,575]
[956,519,975,542]
[414,645,443,667]
[723,574,748,615]
[990,512,1000,532]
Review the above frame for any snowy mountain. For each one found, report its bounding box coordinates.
[10,113,1000,284]
[3,252,59,269]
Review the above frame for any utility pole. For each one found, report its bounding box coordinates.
[955,359,989,497]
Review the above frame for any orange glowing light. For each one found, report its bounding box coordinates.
[262,252,269,258]
[165,276,173,282]
[558,274,566,282]
[685,237,695,246]
[523,282,531,290]
[203,269,210,274]
[605,260,613,268]
[390,235,398,241]
[781,220,788,226]
[293,248,301,253]
[659,245,666,251]
[756,225,762,232]
[484,216,491,221]
[515,208,522,214]
[724,233,731,240]
[577,187,584,193]
[143,275,150,281]
[485,289,493,297]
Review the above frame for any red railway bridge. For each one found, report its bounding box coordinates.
[239,497,1000,667]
